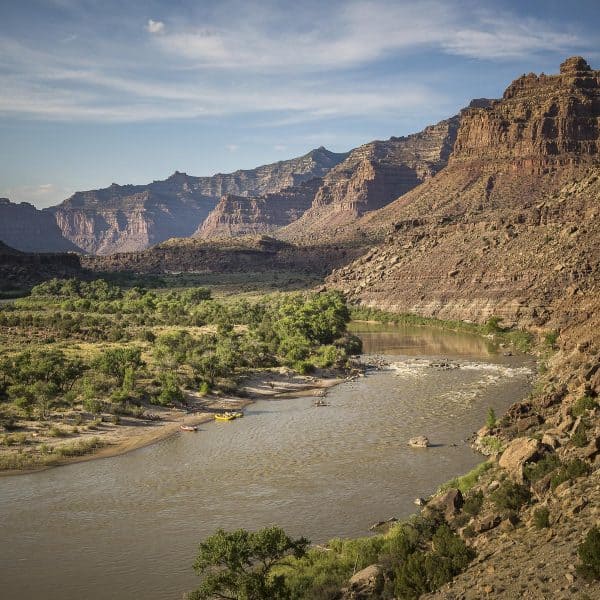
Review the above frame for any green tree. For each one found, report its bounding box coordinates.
[94,347,143,387]
[189,526,310,600]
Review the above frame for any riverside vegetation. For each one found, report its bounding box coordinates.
[0,278,360,471]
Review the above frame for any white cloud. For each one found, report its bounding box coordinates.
[274,144,286,151]
[0,1,591,123]
[146,19,165,35]
[225,144,239,152]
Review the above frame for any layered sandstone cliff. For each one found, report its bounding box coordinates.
[327,57,600,328]
[196,179,321,239]
[51,147,348,255]
[279,115,461,243]
[0,198,79,253]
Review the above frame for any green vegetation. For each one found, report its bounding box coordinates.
[462,490,484,517]
[550,459,590,490]
[523,453,561,483]
[533,507,550,529]
[577,527,600,581]
[571,395,598,417]
[275,512,474,599]
[486,407,497,428]
[490,480,531,511]
[438,462,492,495]
[189,526,310,600]
[0,278,359,469]
[479,435,504,454]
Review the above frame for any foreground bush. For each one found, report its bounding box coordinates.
[577,527,600,581]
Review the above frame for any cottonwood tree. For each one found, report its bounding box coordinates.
[189,526,310,600]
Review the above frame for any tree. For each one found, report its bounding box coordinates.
[94,347,143,387]
[189,526,310,600]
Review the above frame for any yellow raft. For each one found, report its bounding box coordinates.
[214,411,243,421]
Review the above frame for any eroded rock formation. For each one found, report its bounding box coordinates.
[51,147,348,255]
[328,57,600,328]
[0,198,79,253]
[279,115,461,242]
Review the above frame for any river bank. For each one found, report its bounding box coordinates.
[0,365,352,476]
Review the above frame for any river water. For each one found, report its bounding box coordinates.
[0,324,533,600]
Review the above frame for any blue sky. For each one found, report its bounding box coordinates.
[0,0,598,208]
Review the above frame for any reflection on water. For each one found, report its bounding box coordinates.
[0,325,532,600]
[348,321,497,356]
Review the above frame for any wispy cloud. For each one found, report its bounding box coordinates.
[0,0,591,123]
[146,19,165,35]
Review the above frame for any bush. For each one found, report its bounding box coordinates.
[550,459,590,490]
[524,452,561,483]
[479,435,504,454]
[544,330,559,349]
[463,490,484,516]
[533,507,550,529]
[577,527,600,581]
[486,407,497,428]
[571,395,597,417]
[294,361,315,375]
[571,422,588,448]
[490,480,531,511]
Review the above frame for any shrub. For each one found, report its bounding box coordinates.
[571,395,597,417]
[524,452,561,483]
[486,407,497,428]
[550,459,590,490]
[463,490,484,516]
[544,330,559,349]
[294,360,315,375]
[483,316,503,334]
[571,422,588,448]
[576,527,600,581]
[480,435,504,454]
[533,507,550,529]
[490,480,531,511]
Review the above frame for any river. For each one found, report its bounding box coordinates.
[0,323,533,600]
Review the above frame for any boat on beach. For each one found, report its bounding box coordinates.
[214,411,243,421]
[180,424,198,432]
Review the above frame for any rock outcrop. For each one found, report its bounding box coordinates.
[51,147,348,255]
[0,241,83,291]
[83,235,363,277]
[328,57,600,328]
[279,115,461,242]
[0,198,80,253]
[196,178,321,239]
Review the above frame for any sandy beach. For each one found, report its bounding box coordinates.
[0,366,351,476]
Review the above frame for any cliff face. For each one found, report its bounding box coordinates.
[51,147,348,255]
[327,57,600,329]
[278,115,461,243]
[0,198,80,253]
[53,188,218,255]
[196,179,321,239]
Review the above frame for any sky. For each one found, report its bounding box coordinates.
[0,0,598,208]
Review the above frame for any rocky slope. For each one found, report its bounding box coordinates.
[326,57,600,599]
[83,235,363,277]
[0,241,83,291]
[196,178,321,239]
[0,198,80,253]
[278,114,462,243]
[52,147,348,255]
[328,57,600,327]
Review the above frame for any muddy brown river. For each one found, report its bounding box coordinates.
[0,324,533,599]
